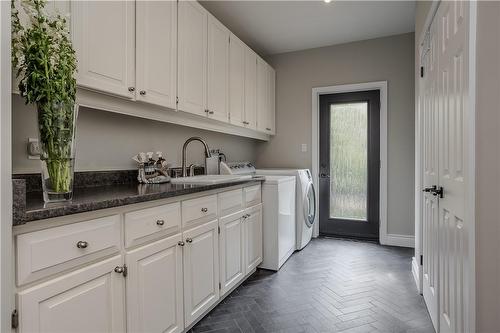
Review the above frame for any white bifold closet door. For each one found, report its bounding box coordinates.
[421,2,471,333]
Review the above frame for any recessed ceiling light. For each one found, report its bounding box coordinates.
[324,0,332,3]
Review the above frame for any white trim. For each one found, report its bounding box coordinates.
[311,81,388,244]
[0,1,13,332]
[466,1,477,331]
[412,256,421,293]
[385,234,414,248]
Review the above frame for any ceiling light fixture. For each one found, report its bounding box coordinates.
[324,0,332,3]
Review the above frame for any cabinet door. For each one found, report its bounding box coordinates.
[183,220,219,327]
[72,1,135,99]
[17,256,125,333]
[126,234,184,333]
[268,66,276,134]
[207,15,230,122]
[219,211,245,296]
[178,1,208,116]
[229,34,245,127]
[244,204,263,274]
[256,57,270,133]
[244,47,258,130]
[136,0,177,109]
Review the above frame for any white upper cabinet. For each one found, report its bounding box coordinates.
[244,47,258,130]
[136,0,177,109]
[207,15,230,122]
[126,234,184,333]
[71,1,135,99]
[68,0,274,139]
[257,58,275,134]
[178,1,208,117]
[229,34,246,127]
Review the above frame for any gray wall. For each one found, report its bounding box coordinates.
[475,2,500,330]
[257,33,415,237]
[12,94,258,174]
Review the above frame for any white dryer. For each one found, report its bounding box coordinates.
[256,169,316,250]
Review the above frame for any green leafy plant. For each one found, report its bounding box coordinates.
[12,0,77,194]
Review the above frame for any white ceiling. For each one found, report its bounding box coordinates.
[200,1,416,56]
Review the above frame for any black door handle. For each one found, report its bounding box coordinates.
[319,173,330,179]
[423,185,437,193]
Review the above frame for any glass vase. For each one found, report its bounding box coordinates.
[37,102,79,203]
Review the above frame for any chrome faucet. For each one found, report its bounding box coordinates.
[181,137,212,177]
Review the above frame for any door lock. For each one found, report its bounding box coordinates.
[432,186,444,198]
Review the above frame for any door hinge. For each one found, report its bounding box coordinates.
[123,264,128,278]
[11,309,18,329]
[219,282,221,290]
[218,226,220,234]
[420,255,423,266]
[420,66,424,78]
[176,96,179,104]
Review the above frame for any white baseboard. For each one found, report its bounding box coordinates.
[384,233,415,248]
[412,256,422,294]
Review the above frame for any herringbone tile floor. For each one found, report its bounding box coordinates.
[190,237,434,333]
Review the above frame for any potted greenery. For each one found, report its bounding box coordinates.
[12,0,78,202]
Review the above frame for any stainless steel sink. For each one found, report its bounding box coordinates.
[170,175,252,185]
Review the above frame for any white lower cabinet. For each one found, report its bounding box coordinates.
[15,187,263,333]
[17,255,125,333]
[245,204,263,273]
[182,219,220,327]
[219,211,245,296]
[125,234,184,333]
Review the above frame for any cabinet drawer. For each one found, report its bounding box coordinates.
[182,195,218,229]
[124,202,181,248]
[244,185,261,207]
[218,189,244,217]
[17,215,121,286]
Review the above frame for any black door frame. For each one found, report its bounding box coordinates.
[318,90,381,240]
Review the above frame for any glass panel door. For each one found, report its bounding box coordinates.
[319,90,380,239]
[330,102,368,220]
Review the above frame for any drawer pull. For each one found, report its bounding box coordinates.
[76,241,88,249]
[186,238,193,243]
[156,219,165,226]
[201,207,208,213]
[178,241,185,247]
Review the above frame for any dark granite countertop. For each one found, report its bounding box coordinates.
[13,171,264,225]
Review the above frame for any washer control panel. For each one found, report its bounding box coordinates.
[220,161,256,175]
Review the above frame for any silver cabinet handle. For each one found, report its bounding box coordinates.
[201,207,208,213]
[178,241,185,247]
[266,127,272,131]
[128,87,135,92]
[243,121,249,125]
[208,111,214,115]
[156,219,165,226]
[76,241,88,249]
[246,214,251,218]
[114,266,124,274]
[139,90,146,96]
[186,238,193,243]
[204,109,209,113]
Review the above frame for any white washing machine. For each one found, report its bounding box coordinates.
[256,169,316,250]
